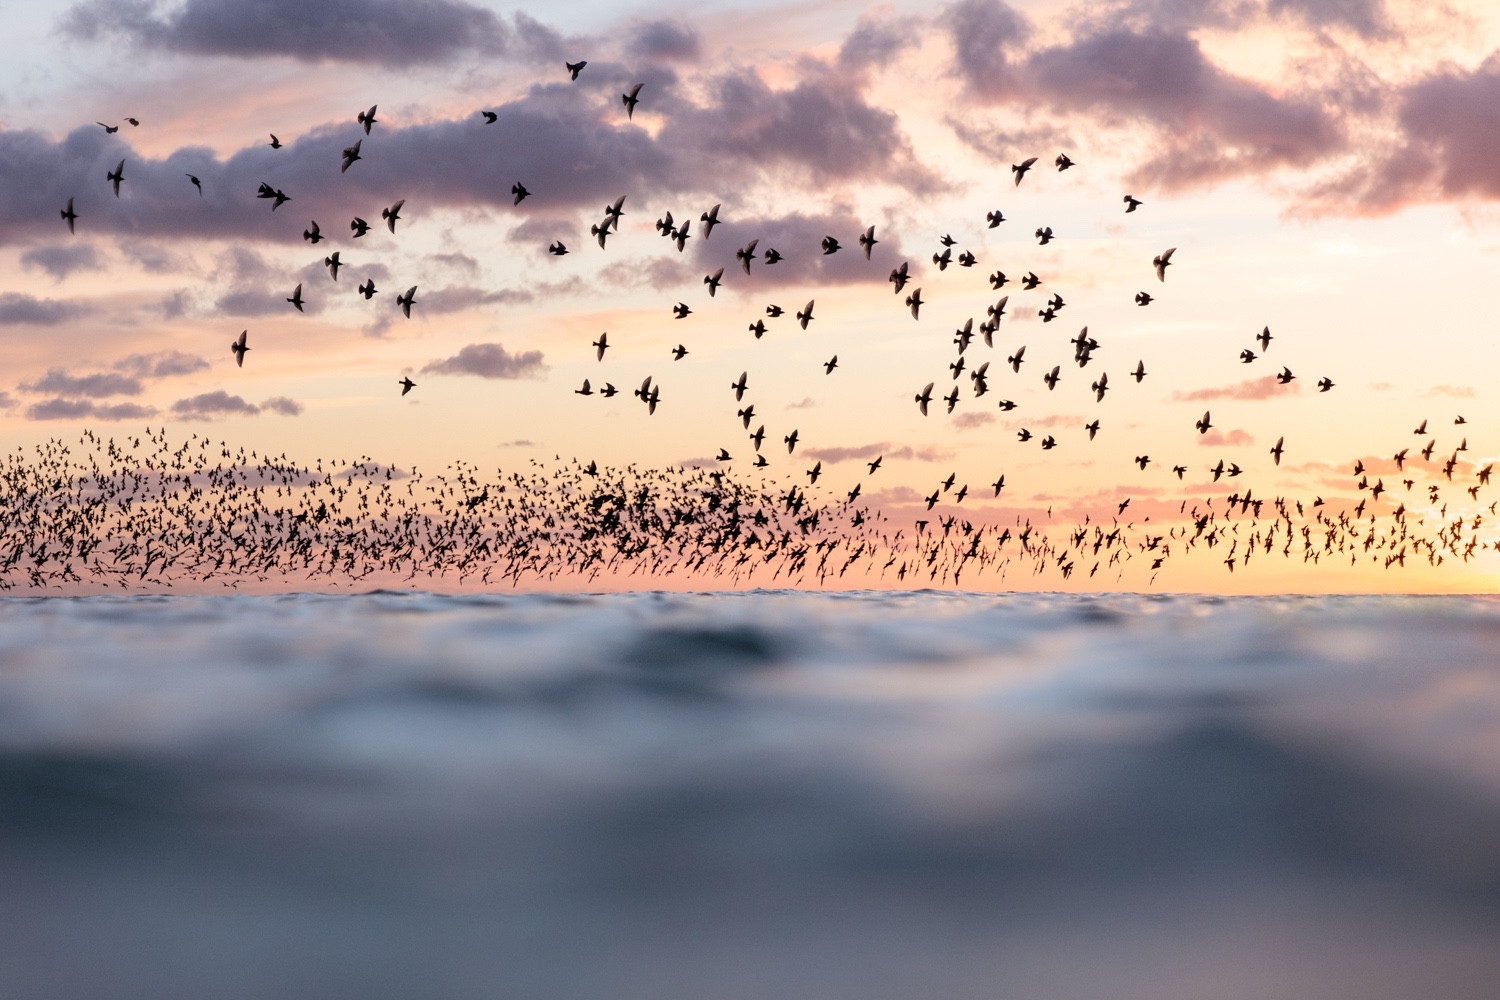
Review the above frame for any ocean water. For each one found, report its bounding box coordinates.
[1,590,1498,999]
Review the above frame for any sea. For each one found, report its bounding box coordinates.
[1,590,1497,999]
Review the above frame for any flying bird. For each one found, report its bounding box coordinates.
[1012,157,1037,185]
[357,105,378,133]
[986,210,1005,228]
[1196,410,1212,434]
[287,283,304,312]
[350,217,370,237]
[382,199,405,233]
[1134,291,1153,306]
[107,159,124,197]
[231,330,249,367]
[1154,247,1176,281]
[358,279,377,299]
[60,197,76,233]
[97,122,119,134]
[915,382,934,416]
[186,173,202,196]
[268,134,281,148]
[1055,153,1074,171]
[340,139,362,172]
[796,300,815,329]
[512,182,530,204]
[858,226,877,259]
[324,252,342,280]
[736,240,759,274]
[303,221,322,243]
[622,83,643,118]
[481,111,498,123]
[396,286,417,317]
[593,333,609,361]
[821,235,842,255]
[701,203,721,237]
[1123,195,1142,212]
[566,60,587,80]
[704,268,724,296]
[548,241,568,255]
[906,289,923,319]
[399,377,416,396]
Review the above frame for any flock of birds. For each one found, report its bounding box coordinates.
[14,63,1498,589]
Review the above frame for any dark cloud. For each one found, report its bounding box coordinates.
[114,350,211,378]
[953,411,996,429]
[599,255,695,292]
[628,20,700,62]
[26,397,156,421]
[803,442,889,463]
[1386,59,1500,203]
[421,343,546,379]
[420,285,533,314]
[943,0,1031,100]
[20,243,104,280]
[61,0,510,68]
[1171,377,1299,401]
[1267,0,1392,38]
[0,292,88,325]
[260,396,303,415]
[659,68,944,193]
[838,11,921,72]
[1027,29,1343,187]
[171,390,261,418]
[20,369,143,397]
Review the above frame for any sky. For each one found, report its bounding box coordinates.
[3,0,1500,592]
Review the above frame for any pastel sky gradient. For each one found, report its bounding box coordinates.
[3,0,1500,592]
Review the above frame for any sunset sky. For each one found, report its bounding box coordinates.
[3,0,1500,592]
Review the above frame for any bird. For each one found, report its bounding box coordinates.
[766,304,783,317]
[399,377,416,396]
[324,252,342,280]
[622,83,643,118]
[821,235,842,254]
[268,188,291,210]
[231,330,249,367]
[1277,366,1295,384]
[824,356,838,374]
[303,221,322,243]
[939,233,957,247]
[548,241,568,255]
[1196,410,1212,434]
[511,183,530,205]
[1134,291,1153,306]
[603,195,626,230]
[382,199,405,233]
[97,122,119,134]
[889,261,910,292]
[350,217,370,238]
[859,226,877,258]
[186,173,202,196]
[593,333,609,361]
[704,268,724,296]
[672,302,692,319]
[957,251,976,267]
[575,379,594,396]
[1257,326,1273,351]
[1007,345,1026,372]
[287,283,304,312]
[671,344,688,360]
[933,247,952,270]
[107,159,124,197]
[915,382,934,416]
[1135,455,1150,470]
[731,371,749,401]
[566,60,587,80]
[990,270,1008,289]
[762,247,781,264]
[1036,226,1053,245]
[736,240,759,273]
[1021,272,1041,289]
[268,133,281,148]
[60,197,76,234]
[1271,436,1285,465]
[701,203,721,237]
[748,320,767,339]
[481,110,498,123]
[357,105,378,133]
[796,300,815,329]
[340,139,362,172]
[1317,377,1334,392]
[986,210,1005,227]
[1055,153,1074,170]
[1086,419,1100,439]
[1154,247,1176,281]
[1131,360,1146,382]
[906,289,923,319]
[785,429,799,453]
[589,223,610,248]
[869,456,883,474]
[1124,195,1142,212]
[599,383,617,398]
[358,279,377,300]
[1240,349,1257,363]
[1012,157,1037,185]
[396,286,417,317]
[1043,365,1060,390]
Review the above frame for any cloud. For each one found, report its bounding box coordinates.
[26,397,156,421]
[20,243,104,280]
[114,351,211,378]
[419,285,533,314]
[1199,428,1254,447]
[1266,0,1393,39]
[20,369,143,397]
[421,343,546,379]
[838,10,921,72]
[686,209,909,289]
[171,390,261,418]
[953,411,996,429]
[804,442,889,463]
[1026,28,1343,188]
[61,0,511,68]
[628,20,700,62]
[786,397,818,409]
[260,396,303,415]
[1422,384,1475,398]
[943,0,1032,100]
[0,292,89,326]
[1171,377,1297,401]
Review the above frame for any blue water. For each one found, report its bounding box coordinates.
[2,591,1498,999]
